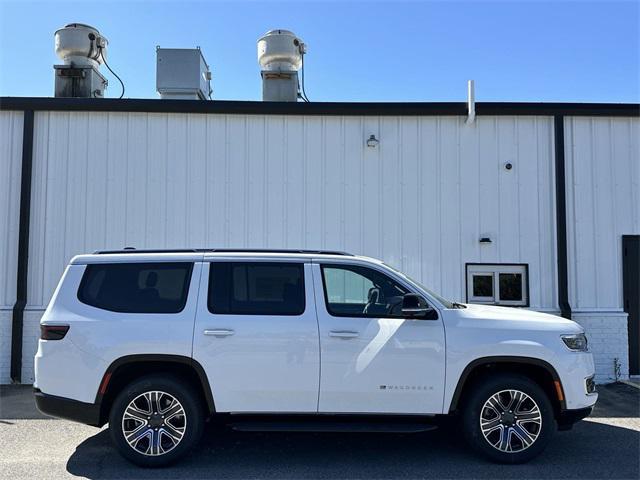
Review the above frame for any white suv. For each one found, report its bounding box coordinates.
[34,249,597,467]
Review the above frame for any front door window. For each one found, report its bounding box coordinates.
[321,264,409,317]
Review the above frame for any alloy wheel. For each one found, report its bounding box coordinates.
[121,390,187,456]
[480,389,542,453]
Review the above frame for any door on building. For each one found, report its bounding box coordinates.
[623,236,640,376]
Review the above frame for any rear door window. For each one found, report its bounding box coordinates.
[208,262,305,315]
[78,262,193,313]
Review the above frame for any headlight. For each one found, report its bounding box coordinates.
[561,333,588,352]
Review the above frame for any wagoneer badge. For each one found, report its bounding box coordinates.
[380,385,432,390]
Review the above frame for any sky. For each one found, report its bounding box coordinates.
[0,0,638,103]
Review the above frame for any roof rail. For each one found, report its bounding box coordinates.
[208,249,353,256]
[93,248,205,254]
[93,248,353,256]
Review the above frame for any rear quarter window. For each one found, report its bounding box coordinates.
[77,262,193,313]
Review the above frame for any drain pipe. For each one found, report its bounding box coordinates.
[466,80,475,124]
[11,110,34,383]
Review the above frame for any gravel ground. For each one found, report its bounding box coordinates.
[1,383,638,479]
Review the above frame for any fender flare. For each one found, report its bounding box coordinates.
[95,354,215,414]
[448,355,566,412]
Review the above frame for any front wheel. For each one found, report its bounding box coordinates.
[108,375,204,467]
[462,374,556,464]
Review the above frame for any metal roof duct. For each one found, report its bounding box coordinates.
[53,23,108,98]
[156,47,212,100]
[257,29,306,102]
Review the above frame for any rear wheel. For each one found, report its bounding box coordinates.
[108,375,204,467]
[462,374,556,463]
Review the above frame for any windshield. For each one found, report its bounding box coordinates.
[382,263,455,309]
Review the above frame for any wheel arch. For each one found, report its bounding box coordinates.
[95,354,215,426]
[448,356,566,414]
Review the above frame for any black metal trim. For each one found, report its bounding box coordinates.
[211,248,353,256]
[448,355,566,412]
[94,248,204,254]
[554,116,572,319]
[95,354,216,415]
[10,110,34,383]
[464,263,530,307]
[93,248,353,256]
[622,235,640,375]
[0,97,638,117]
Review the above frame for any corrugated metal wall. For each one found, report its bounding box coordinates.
[27,112,557,312]
[565,117,640,310]
[0,111,23,383]
[2,108,638,383]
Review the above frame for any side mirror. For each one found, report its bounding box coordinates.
[401,293,432,318]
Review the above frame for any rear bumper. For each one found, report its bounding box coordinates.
[557,406,593,431]
[34,388,102,427]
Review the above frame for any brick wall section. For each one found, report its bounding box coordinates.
[20,310,44,384]
[573,312,629,383]
[0,309,46,385]
[0,310,12,384]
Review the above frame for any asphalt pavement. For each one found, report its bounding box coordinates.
[1,383,638,479]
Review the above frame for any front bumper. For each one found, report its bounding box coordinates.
[556,351,598,410]
[557,406,594,431]
[34,388,102,427]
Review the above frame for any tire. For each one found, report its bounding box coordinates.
[461,373,556,464]
[108,374,204,467]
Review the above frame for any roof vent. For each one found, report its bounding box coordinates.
[257,29,306,102]
[156,47,212,100]
[53,23,108,98]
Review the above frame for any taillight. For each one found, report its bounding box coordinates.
[40,325,69,340]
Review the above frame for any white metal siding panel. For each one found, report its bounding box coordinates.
[0,111,23,308]
[27,112,556,311]
[0,111,23,384]
[565,117,640,310]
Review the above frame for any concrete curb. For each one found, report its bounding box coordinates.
[621,379,640,390]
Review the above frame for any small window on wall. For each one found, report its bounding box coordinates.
[466,264,528,307]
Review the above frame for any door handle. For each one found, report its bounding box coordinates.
[204,329,235,337]
[329,330,359,339]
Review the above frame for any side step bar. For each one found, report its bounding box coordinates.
[219,414,440,433]
[229,422,438,433]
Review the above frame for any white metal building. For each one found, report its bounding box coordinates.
[0,98,638,385]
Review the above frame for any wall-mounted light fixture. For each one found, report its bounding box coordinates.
[366,134,379,148]
[479,237,492,244]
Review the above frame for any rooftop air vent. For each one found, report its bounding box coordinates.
[257,29,307,102]
[53,23,108,98]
